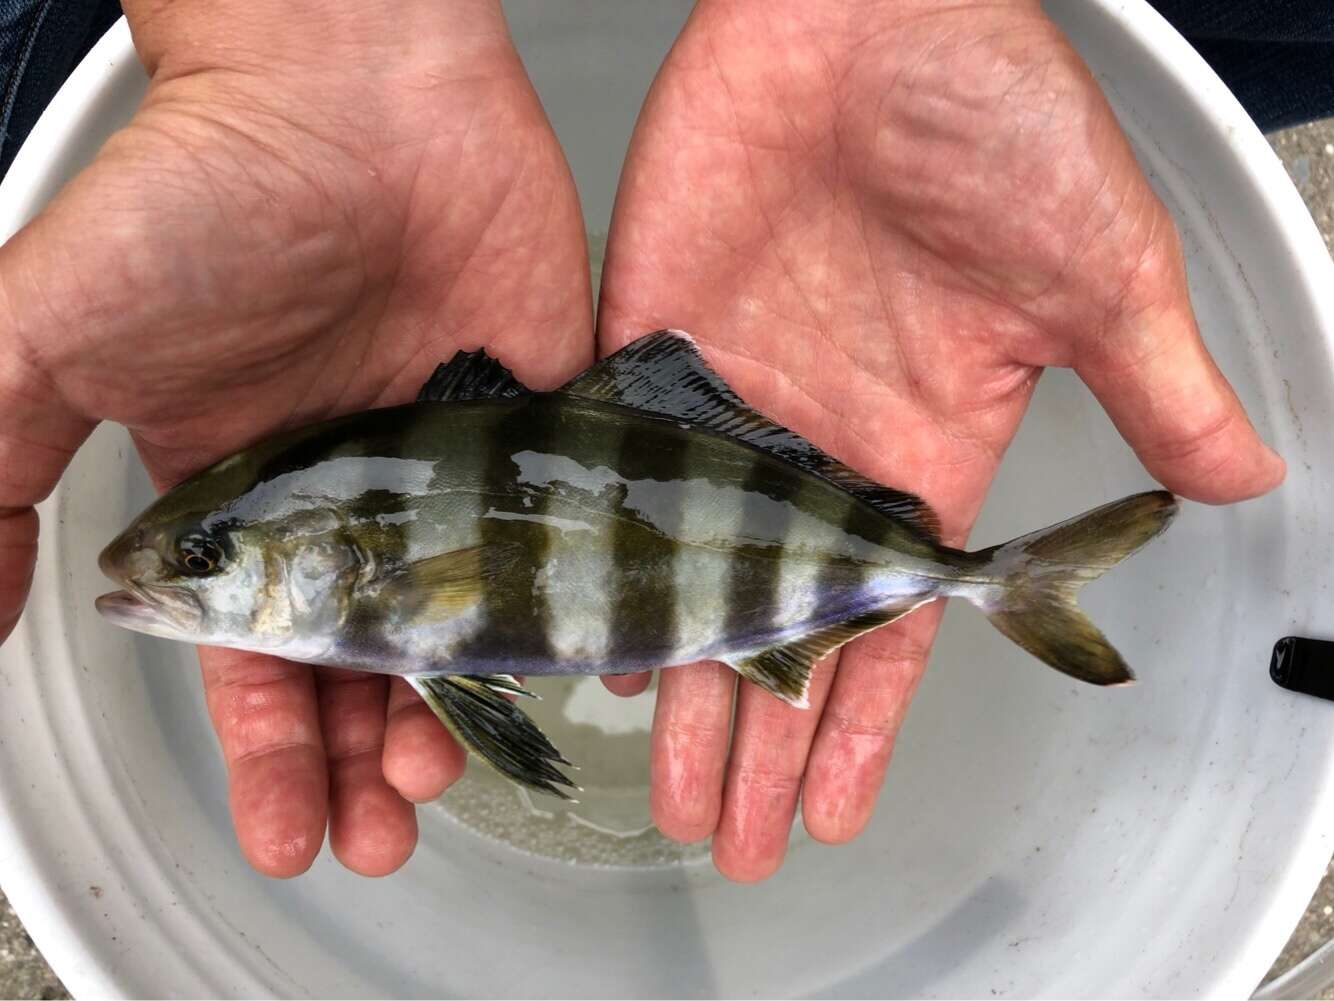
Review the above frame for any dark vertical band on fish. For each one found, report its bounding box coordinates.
[607,421,687,666]
[461,399,559,671]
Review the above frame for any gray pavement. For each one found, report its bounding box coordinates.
[0,896,66,1000]
[1265,856,1334,997]
[0,119,1331,1001]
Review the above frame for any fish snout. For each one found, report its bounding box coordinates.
[98,528,146,582]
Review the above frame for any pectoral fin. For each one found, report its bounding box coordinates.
[410,674,578,799]
[382,544,521,620]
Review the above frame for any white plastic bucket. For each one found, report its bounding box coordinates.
[0,2,1331,997]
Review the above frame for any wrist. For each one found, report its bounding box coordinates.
[691,0,1043,44]
[122,0,513,80]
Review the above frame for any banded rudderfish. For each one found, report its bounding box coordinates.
[96,331,1177,796]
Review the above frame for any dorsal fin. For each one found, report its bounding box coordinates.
[418,349,531,402]
[562,330,940,540]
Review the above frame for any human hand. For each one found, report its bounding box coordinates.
[0,0,591,876]
[597,0,1283,880]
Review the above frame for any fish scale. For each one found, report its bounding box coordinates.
[607,419,685,664]
[96,330,1180,798]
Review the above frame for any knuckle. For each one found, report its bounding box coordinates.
[826,705,898,740]
[730,760,803,800]
[850,632,932,677]
[1138,408,1241,471]
[658,714,728,751]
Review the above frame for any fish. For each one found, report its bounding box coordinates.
[96,330,1178,798]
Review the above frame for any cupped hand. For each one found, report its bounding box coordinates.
[0,0,591,876]
[597,0,1283,881]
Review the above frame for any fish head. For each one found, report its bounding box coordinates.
[96,498,271,646]
[96,470,362,658]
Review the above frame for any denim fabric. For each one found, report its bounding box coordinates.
[0,0,56,170]
[1150,0,1334,131]
[0,0,1332,180]
[0,0,118,175]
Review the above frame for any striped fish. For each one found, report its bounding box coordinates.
[96,331,1177,796]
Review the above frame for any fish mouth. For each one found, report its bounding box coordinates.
[95,586,202,640]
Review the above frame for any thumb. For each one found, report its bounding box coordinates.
[0,359,94,642]
[1075,237,1284,504]
[0,220,102,642]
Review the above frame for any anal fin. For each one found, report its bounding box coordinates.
[726,610,901,708]
[409,674,578,799]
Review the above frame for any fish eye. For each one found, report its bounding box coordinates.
[177,534,224,575]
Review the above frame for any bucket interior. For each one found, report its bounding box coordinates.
[4,2,1333,997]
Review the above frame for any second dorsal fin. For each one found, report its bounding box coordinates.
[561,330,941,540]
[418,349,531,402]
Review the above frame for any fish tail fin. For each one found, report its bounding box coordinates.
[409,674,579,800]
[971,491,1178,685]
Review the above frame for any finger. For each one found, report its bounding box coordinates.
[602,671,653,697]
[382,677,467,802]
[200,648,327,877]
[801,605,941,844]
[1077,235,1284,503]
[317,670,417,877]
[649,661,735,842]
[711,655,838,883]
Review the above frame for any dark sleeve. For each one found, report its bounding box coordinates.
[0,0,123,177]
[1148,0,1334,131]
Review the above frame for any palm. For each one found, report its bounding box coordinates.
[0,8,591,875]
[13,49,588,479]
[599,0,1280,879]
